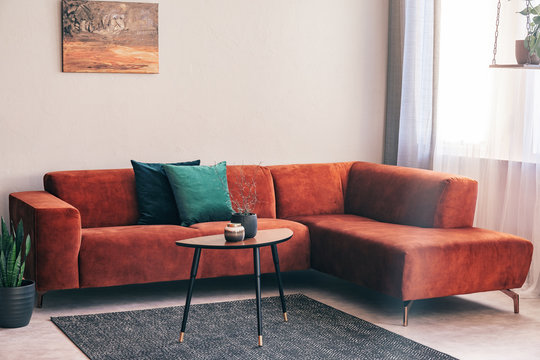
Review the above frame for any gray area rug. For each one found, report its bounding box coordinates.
[51,294,456,360]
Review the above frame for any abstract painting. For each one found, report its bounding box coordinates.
[62,0,158,73]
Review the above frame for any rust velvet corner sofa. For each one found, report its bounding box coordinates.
[9,161,533,326]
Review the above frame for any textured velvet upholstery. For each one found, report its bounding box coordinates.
[79,225,200,288]
[189,218,310,278]
[227,165,276,218]
[345,162,478,228]
[270,163,348,218]
[9,191,81,292]
[44,169,138,228]
[290,214,533,301]
[335,162,355,198]
[44,165,277,227]
[11,161,533,309]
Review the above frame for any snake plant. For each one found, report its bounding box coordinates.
[0,218,31,287]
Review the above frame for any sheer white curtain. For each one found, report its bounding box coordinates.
[397,0,436,169]
[435,0,540,296]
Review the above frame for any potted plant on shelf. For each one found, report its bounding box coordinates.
[230,167,259,239]
[0,218,34,328]
[516,2,540,64]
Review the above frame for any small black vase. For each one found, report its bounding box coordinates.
[0,279,35,328]
[231,213,257,238]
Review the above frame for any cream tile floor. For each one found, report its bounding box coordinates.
[1,270,539,360]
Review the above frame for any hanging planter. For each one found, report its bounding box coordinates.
[516,3,540,64]
[490,0,540,68]
[516,40,540,64]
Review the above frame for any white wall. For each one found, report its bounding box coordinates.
[0,0,388,220]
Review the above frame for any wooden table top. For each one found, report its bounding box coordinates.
[175,228,293,249]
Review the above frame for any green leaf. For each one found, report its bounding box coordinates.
[530,35,539,54]
[521,4,540,15]
[1,218,10,256]
[534,16,540,25]
[0,235,6,282]
[0,248,6,287]
[17,262,26,287]
[11,253,21,287]
[23,234,31,261]
[15,235,30,287]
[6,241,16,286]
[520,7,530,15]
[14,220,24,261]
[0,218,30,287]
[520,6,540,16]
[525,35,533,50]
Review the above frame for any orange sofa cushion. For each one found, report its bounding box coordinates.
[44,169,139,228]
[345,162,478,228]
[79,219,310,289]
[290,214,533,301]
[45,165,278,229]
[270,163,352,218]
[79,225,201,288]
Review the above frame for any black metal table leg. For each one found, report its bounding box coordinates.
[253,247,263,346]
[179,247,201,343]
[271,244,288,322]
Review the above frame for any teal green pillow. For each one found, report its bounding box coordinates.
[163,162,233,226]
[131,159,200,225]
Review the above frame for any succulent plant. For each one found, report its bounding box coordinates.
[0,218,31,287]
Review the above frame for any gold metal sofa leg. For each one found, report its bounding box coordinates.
[500,289,519,314]
[403,300,414,326]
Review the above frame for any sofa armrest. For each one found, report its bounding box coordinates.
[345,162,478,228]
[9,191,81,292]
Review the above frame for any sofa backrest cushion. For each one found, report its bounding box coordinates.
[345,162,478,228]
[227,165,276,218]
[44,169,138,228]
[270,163,352,218]
[44,165,278,228]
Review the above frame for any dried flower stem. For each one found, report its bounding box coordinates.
[214,163,261,215]
[230,168,258,214]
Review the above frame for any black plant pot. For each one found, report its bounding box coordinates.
[0,280,35,328]
[231,213,257,238]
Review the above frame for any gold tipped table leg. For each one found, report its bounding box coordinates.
[178,248,201,344]
[174,230,294,347]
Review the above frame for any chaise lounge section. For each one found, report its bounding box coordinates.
[9,161,533,325]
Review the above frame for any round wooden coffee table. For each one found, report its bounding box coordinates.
[175,228,293,347]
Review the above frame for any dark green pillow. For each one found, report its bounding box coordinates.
[131,160,200,225]
[163,161,233,226]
